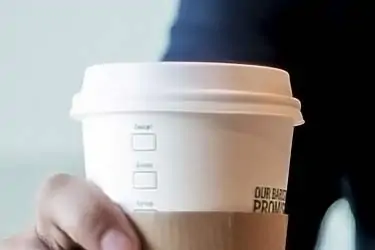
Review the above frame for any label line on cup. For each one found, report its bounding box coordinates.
[133,171,158,190]
[133,209,158,213]
[131,133,157,151]
[136,161,154,169]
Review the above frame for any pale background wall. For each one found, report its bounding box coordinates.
[0,1,355,249]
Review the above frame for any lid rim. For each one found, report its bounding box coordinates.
[70,99,304,126]
[86,61,290,76]
[71,109,304,126]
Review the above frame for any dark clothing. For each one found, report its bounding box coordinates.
[162,0,374,249]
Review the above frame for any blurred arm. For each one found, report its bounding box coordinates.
[162,0,287,65]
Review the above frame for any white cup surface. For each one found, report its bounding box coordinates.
[71,62,303,212]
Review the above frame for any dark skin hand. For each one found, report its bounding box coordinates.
[0,174,140,250]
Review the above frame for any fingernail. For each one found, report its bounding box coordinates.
[101,230,133,250]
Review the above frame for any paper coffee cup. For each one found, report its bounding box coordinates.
[70,62,303,250]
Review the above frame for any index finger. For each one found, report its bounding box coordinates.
[35,174,140,250]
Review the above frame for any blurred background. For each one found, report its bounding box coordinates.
[0,1,355,249]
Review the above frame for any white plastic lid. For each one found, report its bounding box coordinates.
[70,62,304,126]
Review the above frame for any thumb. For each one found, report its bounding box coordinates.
[35,174,140,250]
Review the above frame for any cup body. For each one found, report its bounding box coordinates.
[82,112,294,212]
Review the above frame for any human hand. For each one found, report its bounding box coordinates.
[0,174,140,250]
